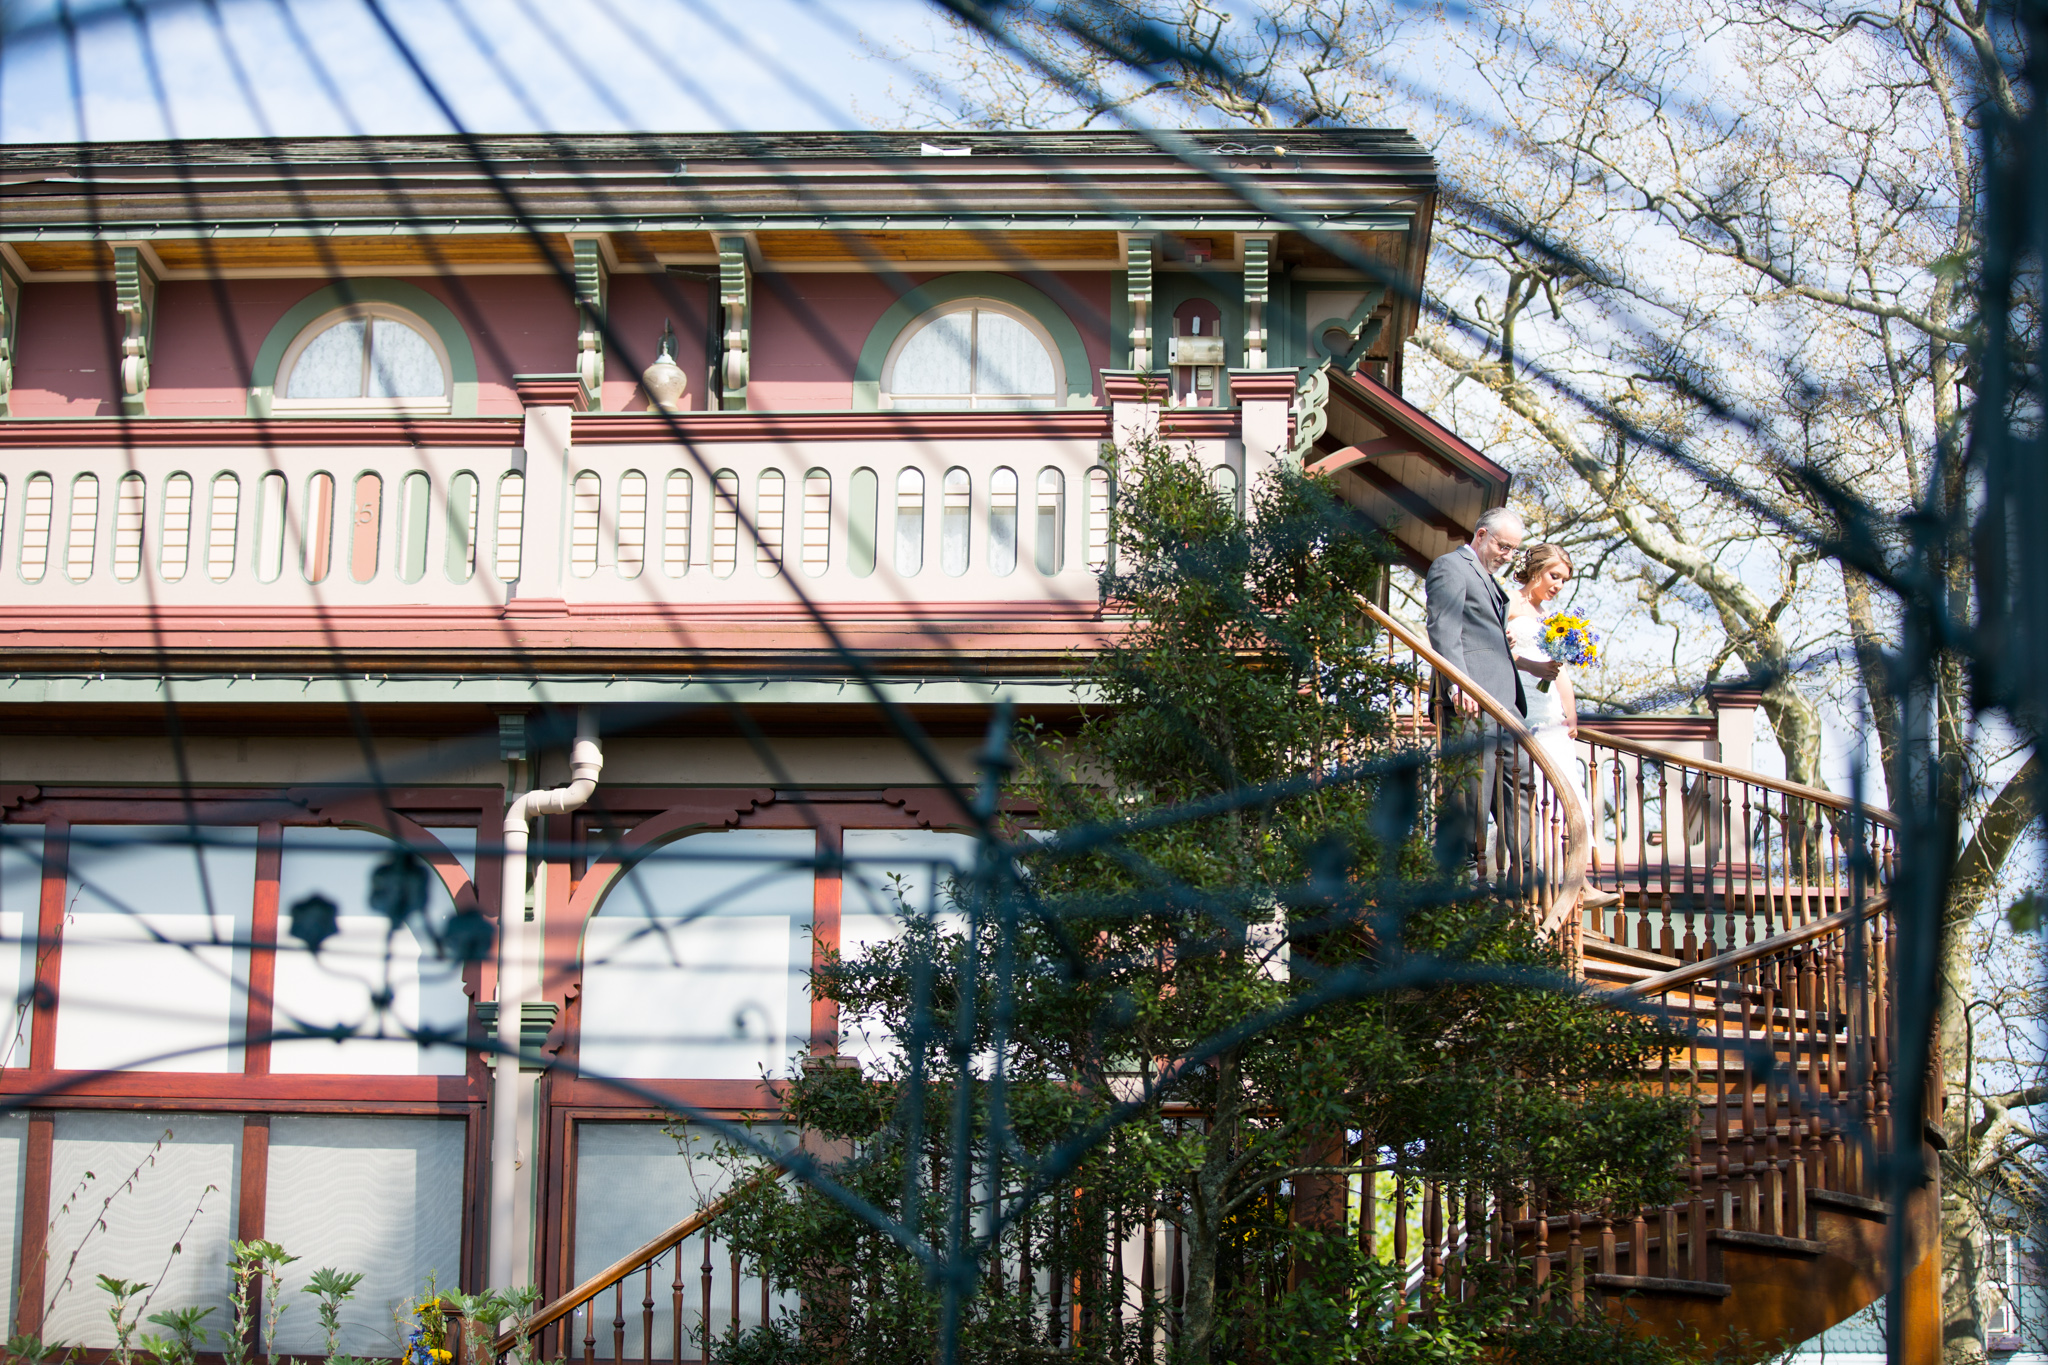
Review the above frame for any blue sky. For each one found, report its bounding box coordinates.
[0,0,949,142]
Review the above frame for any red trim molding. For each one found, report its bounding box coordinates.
[1155,410,1240,438]
[0,418,525,448]
[513,375,590,411]
[1227,370,1299,404]
[570,408,1113,444]
[1099,370,1167,406]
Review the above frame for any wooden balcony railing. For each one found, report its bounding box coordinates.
[1362,599,1590,938]
[1576,727,1897,961]
[0,432,1129,613]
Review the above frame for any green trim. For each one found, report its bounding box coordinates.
[246,279,479,417]
[852,273,1093,410]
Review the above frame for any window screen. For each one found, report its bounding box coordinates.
[57,827,257,1074]
[1,830,43,1070]
[41,1113,242,1349]
[269,828,474,1076]
[837,830,977,1069]
[579,830,814,1081]
[264,1116,465,1357]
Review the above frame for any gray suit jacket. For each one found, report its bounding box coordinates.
[1425,545,1526,718]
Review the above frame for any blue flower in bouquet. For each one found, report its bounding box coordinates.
[1537,613,1601,692]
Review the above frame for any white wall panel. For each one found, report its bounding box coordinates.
[56,827,256,1073]
[270,828,473,1076]
[42,1113,241,1348]
[264,1115,466,1357]
[579,830,814,1081]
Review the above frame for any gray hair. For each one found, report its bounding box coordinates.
[1474,506,1525,538]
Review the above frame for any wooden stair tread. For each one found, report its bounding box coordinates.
[1808,1188,1889,1219]
[1580,939,1683,970]
[1711,1228,1825,1257]
[1589,1273,1733,1299]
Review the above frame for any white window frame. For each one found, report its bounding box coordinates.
[879,300,1064,410]
[274,304,455,414]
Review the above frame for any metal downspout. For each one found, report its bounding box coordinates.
[489,707,602,1291]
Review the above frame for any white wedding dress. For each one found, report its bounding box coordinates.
[1506,612,1579,783]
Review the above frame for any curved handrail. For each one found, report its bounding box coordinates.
[1577,726,1897,829]
[1621,896,1885,997]
[491,1169,775,1357]
[1359,599,1589,937]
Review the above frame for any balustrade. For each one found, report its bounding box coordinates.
[0,438,1145,610]
[1576,729,1897,961]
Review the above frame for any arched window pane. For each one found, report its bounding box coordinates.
[113,473,145,582]
[65,473,98,582]
[891,312,972,398]
[1211,465,1240,516]
[941,467,970,577]
[895,468,924,577]
[160,472,193,583]
[367,319,445,398]
[801,468,831,578]
[975,312,1055,396]
[989,467,1018,577]
[494,472,524,582]
[303,472,335,584]
[848,468,878,578]
[711,470,740,578]
[617,471,647,580]
[579,830,815,1081]
[663,470,692,578]
[19,474,51,584]
[445,471,478,583]
[287,319,366,399]
[757,469,785,577]
[1034,468,1064,576]
[397,470,430,585]
[1086,465,1113,573]
[345,473,376,584]
[256,471,288,584]
[208,473,241,583]
[570,471,601,579]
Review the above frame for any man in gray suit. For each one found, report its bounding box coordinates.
[1425,507,1546,881]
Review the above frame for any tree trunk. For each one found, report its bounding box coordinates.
[1180,1048,1241,1364]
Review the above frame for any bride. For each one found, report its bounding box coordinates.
[1505,543,1580,778]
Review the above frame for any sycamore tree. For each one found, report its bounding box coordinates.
[881,5,2044,1356]
[712,438,1693,1365]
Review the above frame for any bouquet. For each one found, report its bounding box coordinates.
[1538,613,1600,692]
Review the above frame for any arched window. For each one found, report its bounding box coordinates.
[881,302,1061,410]
[275,306,452,411]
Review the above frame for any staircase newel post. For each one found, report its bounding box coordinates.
[1392,1172,1410,1328]
[1531,1191,1549,1307]
[1739,963,1761,1232]
[1597,1210,1616,1278]
[1629,1206,1647,1279]
[1823,931,1849,1190]
[1763,953,1785,1237]
[1565,1212,1584,1320]
[1659,1202,1678,1281]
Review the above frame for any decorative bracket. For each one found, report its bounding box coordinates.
[1289,361,1332,467]
[1321,284,1388,375]
[113,245,157,417]
[0,255,18,418]
[716,235,751,410]
[570,236,610,412]
[1241,235,1273,369]
[1124,236,1154,370]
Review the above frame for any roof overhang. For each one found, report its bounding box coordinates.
[1304,365,1511,573]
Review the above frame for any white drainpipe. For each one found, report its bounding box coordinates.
[489,706,602,1291]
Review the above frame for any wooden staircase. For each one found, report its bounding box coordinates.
[475,610,1934,1365]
